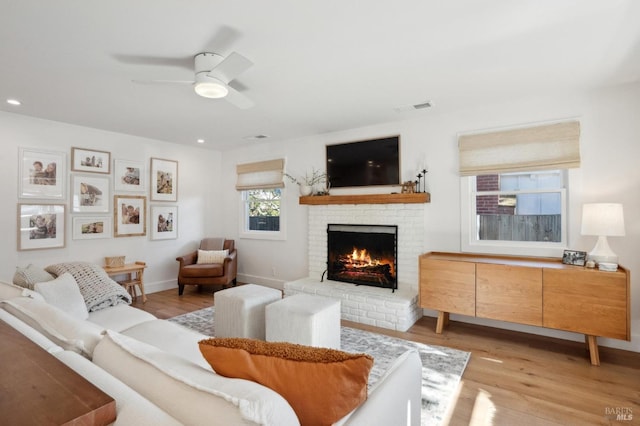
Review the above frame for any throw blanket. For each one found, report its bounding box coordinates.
[45,262,132,312]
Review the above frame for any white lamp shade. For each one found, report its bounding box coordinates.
[581,203,625,237]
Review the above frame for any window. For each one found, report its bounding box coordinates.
[462,170,567,256]
[236,159,286,240]
[458,121,579,257]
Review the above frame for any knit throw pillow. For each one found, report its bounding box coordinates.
[196,249,228,264]
[13,264,55,290]
[199,338,373,426]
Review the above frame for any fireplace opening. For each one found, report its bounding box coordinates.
[327,224,397,291]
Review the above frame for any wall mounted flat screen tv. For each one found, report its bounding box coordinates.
[326,136,400,188]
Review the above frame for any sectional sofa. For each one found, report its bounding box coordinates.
[0,262,422,425]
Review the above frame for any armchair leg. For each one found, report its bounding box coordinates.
[178,284,185,296]
[232,278,237,287]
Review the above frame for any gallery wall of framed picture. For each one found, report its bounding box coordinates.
[17,146,179,249]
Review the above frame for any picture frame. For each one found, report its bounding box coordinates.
[114,195,146,237]
[562,249,587,266]
[150,158,178,201]
[150,205,177,240]
[19,147,66,199]
[113,159,145,192]
[71,147,111,174]
[71,175,110,213]
[72,216,111,240]
[17,204,66,251]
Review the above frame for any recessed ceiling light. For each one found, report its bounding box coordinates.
[197,139,205,144]
[6,99,21,106]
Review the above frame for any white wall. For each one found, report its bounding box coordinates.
[0,111,223,293]
[219,81,640,352]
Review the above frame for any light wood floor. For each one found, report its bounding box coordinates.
[132,287,640,426]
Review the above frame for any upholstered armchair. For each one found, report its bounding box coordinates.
[175,238,238,295]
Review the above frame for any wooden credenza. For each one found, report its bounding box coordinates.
[419,252,630,365]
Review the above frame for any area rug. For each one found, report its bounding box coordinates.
[169,306,470,426]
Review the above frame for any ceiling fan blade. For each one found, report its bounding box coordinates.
[225,85,254,109]
[207,52,253,84]
[132,79,194,85]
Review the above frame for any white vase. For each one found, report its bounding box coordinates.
[299,185,313,196]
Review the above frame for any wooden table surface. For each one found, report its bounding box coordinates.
[0,320,116,425]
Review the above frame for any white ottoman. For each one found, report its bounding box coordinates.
[265,294,341,349]
[214,284,282,339]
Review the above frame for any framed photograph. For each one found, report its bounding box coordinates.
[19,147,66,199]
[562,250,587,266]
[72,216,111,240]
[17,204,66,250]
[71,147,111,174]
[114,159,145,192]
[71,175,110,213]
[114,195,146,237]
[151,205,177,240]
[150,158,178,201]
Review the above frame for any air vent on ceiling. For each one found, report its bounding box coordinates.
[393,100,433,113]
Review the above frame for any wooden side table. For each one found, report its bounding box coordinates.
[103,261,147,303]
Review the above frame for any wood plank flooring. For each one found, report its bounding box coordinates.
[131,287,640,426]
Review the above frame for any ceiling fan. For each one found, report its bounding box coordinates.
[134,52,254,109]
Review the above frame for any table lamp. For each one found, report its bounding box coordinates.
[580,203,625,266]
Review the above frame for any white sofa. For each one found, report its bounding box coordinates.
[0,279,422,425]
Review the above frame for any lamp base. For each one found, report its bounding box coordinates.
[587,235,618,265]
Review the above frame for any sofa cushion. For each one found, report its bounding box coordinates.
[0,297,104,358]
[12,264,55,290]
[199,338,374,426]
[93,331,299,426]
[88,304,156,332]
[0,280,44,302]
[196,249,229,265]
[45,262,131,312]
[120,319,211,370]
[180,263,224,278]
[34,273,89,320]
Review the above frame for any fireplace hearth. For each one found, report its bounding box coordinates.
[327,224,397,291]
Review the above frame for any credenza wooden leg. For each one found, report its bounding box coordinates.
[436,311,449,334]
[586,335,600,366]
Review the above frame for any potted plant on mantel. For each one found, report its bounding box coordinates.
[284,169,329,196]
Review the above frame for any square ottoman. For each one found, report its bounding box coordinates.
[214,284,282,339]
[265,294,341,349]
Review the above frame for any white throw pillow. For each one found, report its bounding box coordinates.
[35,273,89,320]
[0,297,104,358]
[196,249,229,265]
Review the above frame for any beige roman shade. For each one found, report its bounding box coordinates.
[236,159,285,190]
[458,121,580,176]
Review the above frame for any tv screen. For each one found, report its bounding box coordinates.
[326,136,400,188]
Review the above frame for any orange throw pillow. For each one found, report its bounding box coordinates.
[199,338,373,426]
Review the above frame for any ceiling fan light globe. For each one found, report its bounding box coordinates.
[194,81,228,99]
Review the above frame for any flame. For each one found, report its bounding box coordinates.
[348,248,382,267]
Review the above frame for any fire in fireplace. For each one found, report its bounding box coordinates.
[326,224,397,291]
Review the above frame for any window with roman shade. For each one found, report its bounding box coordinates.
[236,159,285,190]
[458,121,580,176]
[458,120,580,257]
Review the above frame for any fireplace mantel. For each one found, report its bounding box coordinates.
[299,192,430,205]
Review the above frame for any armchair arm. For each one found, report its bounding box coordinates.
[176,251,198,268]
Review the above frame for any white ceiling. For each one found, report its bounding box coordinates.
[1,1,639,150]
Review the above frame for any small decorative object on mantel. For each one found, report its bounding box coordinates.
[416,168,428,193]
[284,168,328,196]
[401,181,415,193]
[561,250,587,266]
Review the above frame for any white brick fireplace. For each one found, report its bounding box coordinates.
[284,199,426,331]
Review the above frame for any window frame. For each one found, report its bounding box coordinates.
[239,188,286,241]
[460,171,568,257]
